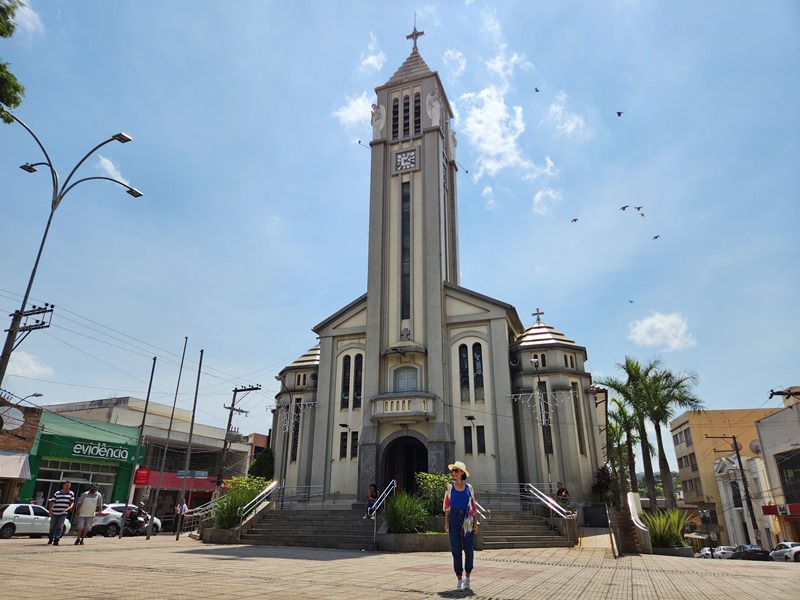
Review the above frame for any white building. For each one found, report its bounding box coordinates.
[272,31,606,505]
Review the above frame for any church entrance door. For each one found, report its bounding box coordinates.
[383,436,428,495]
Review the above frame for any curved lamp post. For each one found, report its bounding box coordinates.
[0,111,143,386]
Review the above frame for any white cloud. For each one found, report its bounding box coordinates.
[7,351,54,379]
[332,92,371,128]
[96,155,130,186]
[13,3,44,35]
[443,48,466,81]
[542,91,589,139]
[360,33,385,73]
[532,188,561,215]
[481,186,496,210]
[628,312,697,352]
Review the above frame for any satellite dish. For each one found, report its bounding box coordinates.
[0,406,25,431]
[749,440,762,455]
[732,440,743,451]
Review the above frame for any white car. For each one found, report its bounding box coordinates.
[769,542,800,562]
[0,503,72,539]
[713,545,737,559]
[698,546,714,558]
[89,503,161,537]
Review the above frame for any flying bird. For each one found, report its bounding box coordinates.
[616,111,623,117]
[571,218,578,223]
[634,205,643,211]
[628,300,634,304]
[653,235,660,240]
[620,205,629,211]
[640,213,645,218]
[535,87,540,92]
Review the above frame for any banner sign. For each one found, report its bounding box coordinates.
[72,441,130,461]
[134,468,151,485]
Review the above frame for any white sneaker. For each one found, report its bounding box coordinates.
[463,577,470,590]
[456,580,463,591]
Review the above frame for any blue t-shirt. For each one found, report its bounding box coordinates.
[450,486,470,510]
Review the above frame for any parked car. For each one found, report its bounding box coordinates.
[769,541,800,561]
[698,546,715,558]
[713,545,737,559]
[730,544,770,560]
[783,544,800,562]
[0,503,71,539]
[89,503,161,537]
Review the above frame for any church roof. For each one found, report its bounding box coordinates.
[382,47,435,87]
[512,318,583,351]
[285,346,320,370]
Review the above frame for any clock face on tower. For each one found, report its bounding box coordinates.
[395,150,417,172]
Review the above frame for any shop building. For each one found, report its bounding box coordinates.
[18,411,138,506]
[0,397,43,504]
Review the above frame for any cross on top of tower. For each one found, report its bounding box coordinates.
[406,25,424,49]
[532,308,545,323]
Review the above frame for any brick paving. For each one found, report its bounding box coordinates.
[4,529,800,599]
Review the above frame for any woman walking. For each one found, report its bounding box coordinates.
[443,460,479,591]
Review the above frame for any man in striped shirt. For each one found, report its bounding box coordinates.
[47,481,74,546]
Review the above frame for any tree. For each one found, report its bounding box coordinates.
[648,369,702,509]
[247,448,274,479]
[598,357,662,512]
[608,397,640,505]
[1,0,25,123]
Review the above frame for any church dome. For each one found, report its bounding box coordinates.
[511,312,585,354]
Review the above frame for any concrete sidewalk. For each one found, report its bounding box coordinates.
[5,530,799,599]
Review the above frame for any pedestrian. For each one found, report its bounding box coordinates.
[443,460,479,592]
[556,481,570,502]
[47,481,74,546]
[74,483,103,545]
[363,483,379,519]
[175,498,188,532]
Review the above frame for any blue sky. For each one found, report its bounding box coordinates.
[2,1,798,470]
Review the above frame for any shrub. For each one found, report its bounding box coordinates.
[414,472,450,517]
[384,492,429,533]
[212,475,270,529]
[640,508,692,548]
[591,465,614,505]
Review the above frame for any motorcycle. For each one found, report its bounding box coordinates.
[123,512,152,536]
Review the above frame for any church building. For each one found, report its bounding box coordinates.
[272,30,607,506]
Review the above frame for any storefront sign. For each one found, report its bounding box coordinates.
[72,441,130,461]
[134,468,151,485]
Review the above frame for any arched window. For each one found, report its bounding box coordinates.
[413,92,421,134]
[564,354,569,368]
[403,95,410,137]
[353,354,363,409]
[540,353,547,367]
[341,356,351,409]
[394,366,418,392]
[392,98,399,139]
[459,344,470,402]
[472,343,484,401]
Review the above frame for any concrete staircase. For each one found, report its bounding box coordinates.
[479,510,574,549]
[239,509,379,551]
[612,508,642,554]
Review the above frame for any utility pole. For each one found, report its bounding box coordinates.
[707,434,760,544]
[217,385,259,492]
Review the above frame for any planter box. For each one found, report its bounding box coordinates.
[652,546,694,558]
[202,528,239,545]
[377,532,450,552]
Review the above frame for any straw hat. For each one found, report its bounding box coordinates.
[448,461,470,478]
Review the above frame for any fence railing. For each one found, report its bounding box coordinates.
[367,479,397,542]
[236,480,280,539]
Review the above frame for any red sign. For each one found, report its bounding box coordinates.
[134,468,151,485]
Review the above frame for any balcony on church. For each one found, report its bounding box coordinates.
[369,391,437,423]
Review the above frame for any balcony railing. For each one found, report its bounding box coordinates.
[369,392,436,423]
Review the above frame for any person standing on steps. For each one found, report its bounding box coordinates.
[443,461,479,592]
[47,481,74,546]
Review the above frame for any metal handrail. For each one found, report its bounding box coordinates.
[237,481,279,539]
[606,504,618,559]
[273,485,326,509]
[367,479,396,518]
[522,483,576,519]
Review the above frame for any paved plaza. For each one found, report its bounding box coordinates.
[4,530,800,599]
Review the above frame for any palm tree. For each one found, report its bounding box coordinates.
[598,357,662,512]
[607,419,624,508]
[608,397,640,503]
[648,369,702,509]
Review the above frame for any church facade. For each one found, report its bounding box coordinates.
[271,32,607,506]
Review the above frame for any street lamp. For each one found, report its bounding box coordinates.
[0,111,142,386]
[699,509,714,558]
